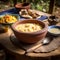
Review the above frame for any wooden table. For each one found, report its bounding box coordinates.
[0,28,60,60]
[0,10,60,60]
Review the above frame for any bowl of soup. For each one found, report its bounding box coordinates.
[48,25,60,36]
[11,19,48,44]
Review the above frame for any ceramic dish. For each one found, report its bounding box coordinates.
[11,19,48,44]
[0,13,20,25]
[19,9,41,19]
[48,25,60,36]
[15,3,30,10]
[48,16,59,25]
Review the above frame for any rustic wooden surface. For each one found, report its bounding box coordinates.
[0,25,60,57]
[0,29,25,55]
[10,33,60,53]
[0,10,60,60]
[0,27,60,60]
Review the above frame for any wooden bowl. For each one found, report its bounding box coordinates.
[11,19,48,44]
[15,3,30,11]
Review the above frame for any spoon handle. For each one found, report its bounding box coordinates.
[26,43,42,52]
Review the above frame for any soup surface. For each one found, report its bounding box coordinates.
[15,23,42,33]
[49,28,60,34]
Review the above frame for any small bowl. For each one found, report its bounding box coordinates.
[48,16,59,25]
[15,2,30,11]
[48,25,60,36]
[11,19,48,44]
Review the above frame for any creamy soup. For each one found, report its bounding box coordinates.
[49,28,60,34]
[15,23,42,33]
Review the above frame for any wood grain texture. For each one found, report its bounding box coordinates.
[0,29,25,55]
[10,33,60,53]
[0,28,60,58]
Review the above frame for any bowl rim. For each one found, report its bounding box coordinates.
[48,25,60,28]
[11,19,48,35]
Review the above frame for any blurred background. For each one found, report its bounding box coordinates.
[0,0,60,18]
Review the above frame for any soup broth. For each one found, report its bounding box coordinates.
[49,28,60,34]
[15,23,42,33]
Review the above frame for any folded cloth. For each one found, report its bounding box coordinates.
[37,15,48,21]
